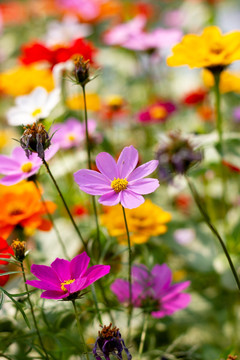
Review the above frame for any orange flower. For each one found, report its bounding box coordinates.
[0,182,56,239]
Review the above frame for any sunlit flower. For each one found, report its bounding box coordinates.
[74,145,159,209]
[138,101,176,124]
[66,92,101,111]
[0,181,56,239]
[51,118,97,149]
[203,69,240,93]
[93,323,132,360]
[100,200,171,244]
[26,252,110,300]
[20,38,97,68]
[0,145,58,186]
[7,87,60,126]
[167,26,240,71]
[0,65,54,96]
[111,263,191,318]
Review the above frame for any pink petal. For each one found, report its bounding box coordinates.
[117,146,139,179]
[151,264,172,295]
[74,169,110,195]
[120,189,144,209]
[128,178,159,194]
[65,277,87,293]
[111,279,130,302]
[44,144,59,161]
[98,191,121,206]
[161,281,191,302]
[0,173,24,186]
[82,264,110,288]
[0,155,19,173]
[50,258,71,282]
[70,252,90,279]
[40,290,68,299]
[26,279,60,291]
[96,152,118,180]
[30,264,60,285]
[132,264,150,282]
[127,160,159,181]
[161,293,191,313]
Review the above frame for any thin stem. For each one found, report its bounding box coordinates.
[186,176,240,292]
[121,206,133,331]
[213,72,223,157]
[42,159,88,252]
[90,284,102,324]
[21,262,50,360]
[72,300,90,360]
[138,313,148,358]
[82,85,101,257]
[33,180,70,260]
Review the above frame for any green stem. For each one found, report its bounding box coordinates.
[138,313,148,357]
[213,73,223,157]
[21,262,50,360]
[33,180,70,260]
[186,176,240,292]
[72,300,90,360]
[90,284,102,324]
[42,159,88,252]
[82,85,101,257]
[121,206,133,331]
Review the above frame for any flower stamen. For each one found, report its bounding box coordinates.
[21,162,33,173]
[111,178,128,193]
[61,279,75,292]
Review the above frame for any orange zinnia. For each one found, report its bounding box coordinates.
[0,181,56,239]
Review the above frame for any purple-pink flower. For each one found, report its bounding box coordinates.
[26,252,110,300]
[74,145,159,209]
[111,264,191,318]
[138,101,176,124]
[0,145,58,186]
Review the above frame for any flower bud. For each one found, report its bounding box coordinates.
[20,123,51,160]
[11,239,26,261]
[73,55,90,86]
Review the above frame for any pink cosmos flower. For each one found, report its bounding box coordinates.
[74,145,159,209]
[0,145,58,186]
[103,16,182,52]
[111,264,191,318]
[51,118,98,149]
[26,252,110,300]
[56,0,101,21]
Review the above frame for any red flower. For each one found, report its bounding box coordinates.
[0,269,10,286]
[20,38,97,68]
[182,89,207,105]
[0,237,14,265]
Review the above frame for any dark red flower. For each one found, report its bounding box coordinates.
[20,38,97,68]
[0,269,10,286]
[0,237,14,265]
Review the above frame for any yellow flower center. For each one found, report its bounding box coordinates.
[111,178,128,193]
[149,105,167,120]
[32,108,42,117]
[61,279,76,292]
[21,162,33,173]
[210,43,223,55]
[67,133,76,141]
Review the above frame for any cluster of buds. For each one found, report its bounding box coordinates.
[73,55,91,87]
[11,239,26,262]
[93,323,132,360]
[156,131,203,183]
[20,123,52,160]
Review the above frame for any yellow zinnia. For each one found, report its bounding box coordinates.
[100,200,171,245]
[167,26,240,70]
[0,65,54,96]
[66,93,101,111]
[203,69,240,94]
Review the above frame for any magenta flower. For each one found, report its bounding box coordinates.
[74,145,159,209]
[138,101,176,124]
[26,252,110,300]
[0,145,58,186]
[111,264,191,318]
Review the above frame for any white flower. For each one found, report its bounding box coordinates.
[7,87,60,126]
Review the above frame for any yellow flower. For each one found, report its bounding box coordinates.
[0,65,54,96]
[167,26,240,70]
[203,69,240,93]
[100,200,171,245]
[66,93,101,111]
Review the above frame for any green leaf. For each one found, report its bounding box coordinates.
[0,257,21,265]
[0,271,23,277]
[0,287,31,329]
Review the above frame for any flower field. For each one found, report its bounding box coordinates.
[1,0,240,359]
